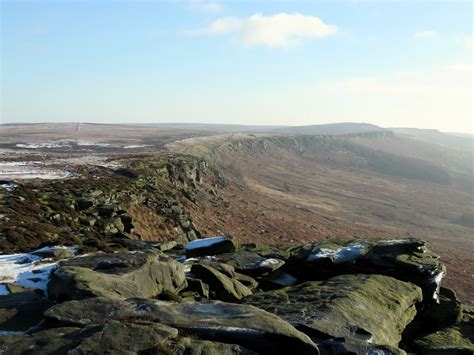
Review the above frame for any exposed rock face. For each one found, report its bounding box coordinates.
[48,251,187,300]
[0,156,216,253]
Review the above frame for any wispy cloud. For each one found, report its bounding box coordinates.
[186,0,223,14]
[186,13,338,48]
[414,30,436,39]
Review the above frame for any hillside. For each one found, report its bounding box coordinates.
[171,131,474,302]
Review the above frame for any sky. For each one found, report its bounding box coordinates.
[1,1,472,133]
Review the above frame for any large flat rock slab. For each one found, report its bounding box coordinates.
[45,297,319,354]
[242,274,422,348]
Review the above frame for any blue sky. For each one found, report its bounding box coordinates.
[1,1,472,132]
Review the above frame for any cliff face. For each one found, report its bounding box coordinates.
[0,155,219,253]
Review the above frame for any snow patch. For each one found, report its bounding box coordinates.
[123,145,151,149]
[0,182,17,191]
[307,243,367,264]
[77,141,109,147]
[432,270,445,301]
[0,246,76,295]
[0,161,72,180]
[16,142,72,149]
[258,258,282,268]
[185,237,227,251]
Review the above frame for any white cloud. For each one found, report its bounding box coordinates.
[188,17,242,35]
[414,30,436,39]
[186,13,338,48]
[186,0,223,13]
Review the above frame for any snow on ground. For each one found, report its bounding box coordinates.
[307,243,368,264]
[0,182,17,191]
[123,145,152,149]
[15,141,110,149]
[16,142,72,149]
[53,156,123,169]
[0,246,76,295]
[76,141,109,147]
[185,237,228,250]
[0,161,72,180]
[258,258,282,268]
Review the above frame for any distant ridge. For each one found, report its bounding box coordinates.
[140,122,385,135]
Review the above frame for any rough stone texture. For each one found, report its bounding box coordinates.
[0,291,51,331]
[0,235,469,354]
[242,274,422,347]
[285,238,445,302]
[412,305,474,355]
[43,297,319,354]
[0,321,178,355]
[48,251,187,301]
[216,251,285,277]
[190,263,252,302]
[163,337,259,355]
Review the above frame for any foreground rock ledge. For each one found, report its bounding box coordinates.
[0,238,472,355]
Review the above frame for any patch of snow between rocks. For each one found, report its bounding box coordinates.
[0,246,76,295]
[307,243,367,264]
[185,237,227,250]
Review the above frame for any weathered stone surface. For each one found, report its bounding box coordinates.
[412,305,474,355]
[285,238,445,302]
[31,246,75,260]
[48,251,187,300]
[217,251,285,277]
[185,237,238,258]
[0,291,51,331]
[257,270,298,290]
[242,274,422,347]
[190,263,252,302]
[0,321,178,355]
[404,287,463,339]
[164,337,259,355]
[317,337,407,355]
[44,297,319,354]
[184,277,210,299]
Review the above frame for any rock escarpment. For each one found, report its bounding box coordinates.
[0,155,218,253]
[0,236,472,355]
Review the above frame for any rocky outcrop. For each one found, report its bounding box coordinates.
[0,155,217,253]
[285,238,445,303]
[0,238,471,355]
